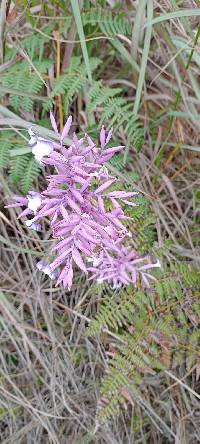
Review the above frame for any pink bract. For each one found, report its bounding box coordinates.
[5,115,160,290]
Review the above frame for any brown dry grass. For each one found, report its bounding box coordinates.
[0,1,200,443]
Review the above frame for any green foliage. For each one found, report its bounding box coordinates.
[82,8,132,36]
[21,25,55,60]
[0,7,141,196]
[0,59,51,113]
[10,154,30,184]
[88,81,144,151]
[87,262,200,422]
[21,157,41,195]
[0,132,15,169]
[0,132,40,194]
[0,28,53,193]
[87,290,137,336]
[109,153,140,184]
[9,154,40,194]
[50,57,101,113]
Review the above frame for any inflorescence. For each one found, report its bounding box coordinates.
[6,113,160,290]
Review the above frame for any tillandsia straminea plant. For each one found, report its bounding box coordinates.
[6,113,160,290]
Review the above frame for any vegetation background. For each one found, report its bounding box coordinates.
[0,1,200,443]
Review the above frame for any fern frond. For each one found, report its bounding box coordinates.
[82,9,132,36]
[0,133,14,168]
[86,288,136,336]
[170,262,199,287]
[1,60,50,112]
[9,155,30,184]
[21,75,44,112]
[9,154,40,194]
[32,60,52,73]
[87,260,200,422]
[21,24,55,60]
[51,57,101,113]
[154,277,183,302]
[0,142,10,168]
[87,82,144,151]
[88,81,122,114]
[21,157,40,195]
[3,71,27,111]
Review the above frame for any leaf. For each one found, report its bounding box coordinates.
[70,0,92,84]
[133,0,153,115]
[21,157,40,194]
[149,8,200,26]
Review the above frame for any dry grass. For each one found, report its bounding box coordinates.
[1,200,200,442]
[1,200,200,443]
[0,1,200,443]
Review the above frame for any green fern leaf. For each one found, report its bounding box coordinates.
[1,59,50,112]
[21,75,43,112]
[82,9,132,36]
[21,157,40,195]
[21,24,55,60]
[0,136,14,168]
[51,57,100,99]
[88,81,122,114]
[87,82,144,151]
[10,155,30,184]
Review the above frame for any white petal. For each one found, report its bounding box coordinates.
[25,219,41,231]
[27,193,42,214]
[28,126,36,137]
[32,140,53,163]
[93,257,102,267]
[155,259,161,268]
[36,261,57,280]
[86,257,94,263]
[111,282,122,290]
[36,261,44,271]
[86,256,102,266]
[49,271,57,280]
[29,135,37,146]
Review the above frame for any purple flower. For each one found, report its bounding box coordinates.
[28,127,54,164]
[88,246,160,288]
[36,261,57,280]
[5,192,42,221]
[27,192,42,214]
[25,219,42,231]
[5,114,159,291]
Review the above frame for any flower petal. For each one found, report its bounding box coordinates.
[50,111,59,135]
[72,248,87,272]
[105,128,113,145]
[61,116,72,142]
[100,126,106,148]
[25,219,41,231]
[27,193,42,214]
[94,179,115,195]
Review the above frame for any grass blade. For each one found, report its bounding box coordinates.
[0,0,6,63]
[133,0,153,114]
[70,0,92,84]
[148,8,200,26]
[111,38,139,72]
[131,0,147,59]
[0,235,44,256]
